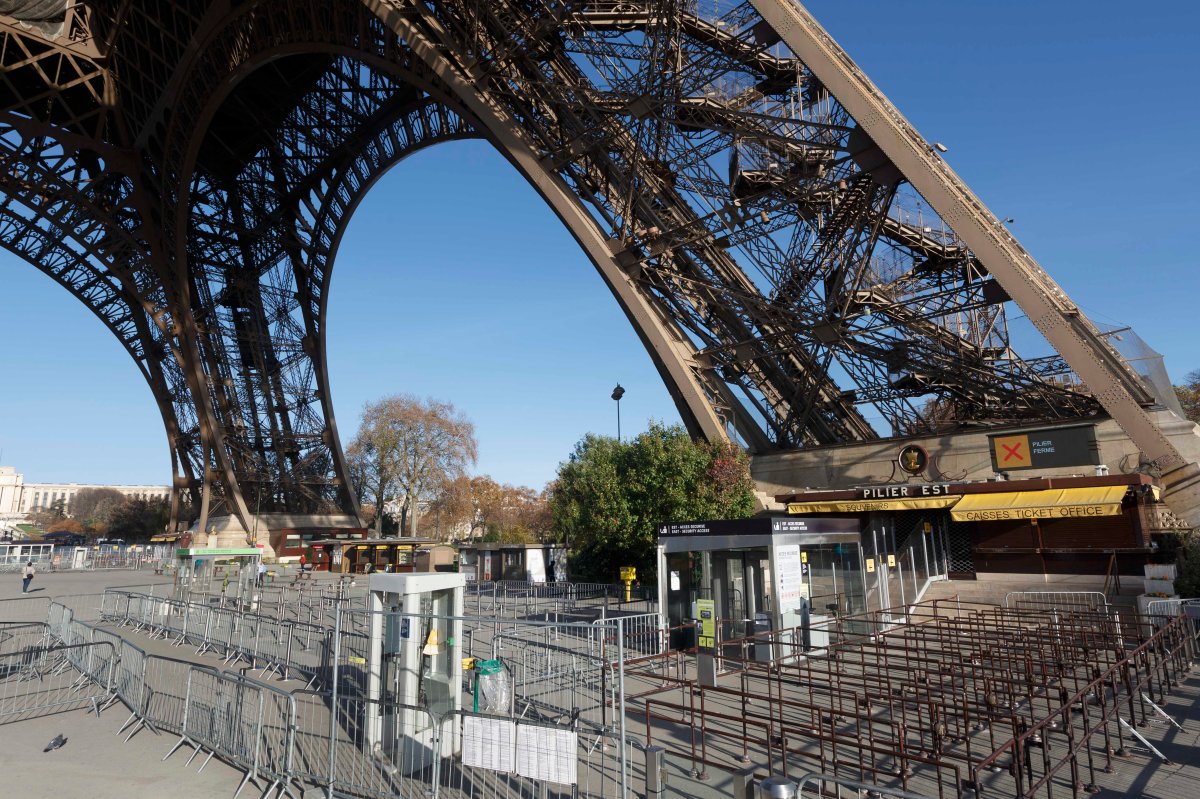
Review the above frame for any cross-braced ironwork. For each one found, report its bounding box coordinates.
[1,0,1195,539]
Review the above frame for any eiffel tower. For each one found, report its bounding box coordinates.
[0,0,1196,549]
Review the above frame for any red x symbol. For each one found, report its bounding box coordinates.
[1001,442,1023,462]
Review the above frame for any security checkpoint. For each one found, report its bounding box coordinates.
[656,517,869,657]
[171,545,263,607]
[364,572,466,775]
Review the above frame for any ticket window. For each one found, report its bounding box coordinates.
[456,550,476,582]
[501,550,523,581]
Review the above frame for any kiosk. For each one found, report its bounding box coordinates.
[365,572,466,775]
[656,517,866,656]
[173,545,263,605]
[458,543,566,582]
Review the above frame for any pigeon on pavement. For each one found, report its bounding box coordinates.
[43,734,67,752]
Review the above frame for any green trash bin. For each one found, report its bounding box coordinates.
[472,658,507,713]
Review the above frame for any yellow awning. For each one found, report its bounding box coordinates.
[788,495,960,514]
[950,486,1127,523]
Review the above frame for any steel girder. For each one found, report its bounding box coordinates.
[0,0,1191,531]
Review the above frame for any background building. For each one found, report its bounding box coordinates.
[0,466,170,520]
[0,466,24,528]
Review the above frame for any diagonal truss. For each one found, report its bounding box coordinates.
[0,0,1195,536]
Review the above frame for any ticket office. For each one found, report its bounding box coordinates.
[655,517,864,651]
[782,475,1154,579]
[310,538,435,573]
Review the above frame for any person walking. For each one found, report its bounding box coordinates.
[21,561,35,593]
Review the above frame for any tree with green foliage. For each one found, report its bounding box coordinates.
[69,487,126,533]
[105,497,172,541]
[551,422,756,583]
[1175,369,1200,423]
[1171,535,1200,597]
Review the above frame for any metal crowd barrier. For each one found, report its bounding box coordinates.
[598,611,665,658]
[46,598,304,795]
[0,595,52,626]
[0,640,117,723]
[103,589,326,686]
[0,622,51,655]
[52,591,645,798]
[44,591,643,799]
[1003,591,1109,612]
[133,654,196,739]
[468,580,659,618]
[1146,596,1200,618]
[164,665,300,798]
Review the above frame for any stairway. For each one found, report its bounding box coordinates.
[920,577,1138,613]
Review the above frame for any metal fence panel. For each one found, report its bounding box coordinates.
[0,622,50,655]
[0,640,116,723]
[138,655,195,736]
[1003,591,1109,612]
[0,595,51,625]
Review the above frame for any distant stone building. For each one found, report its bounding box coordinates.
[0,467,23,524]
[0,466,170,520]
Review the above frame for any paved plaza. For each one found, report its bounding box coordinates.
[0,570,249,798]
[0,569,1198,798]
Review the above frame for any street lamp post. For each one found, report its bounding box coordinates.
[611,384,625,441]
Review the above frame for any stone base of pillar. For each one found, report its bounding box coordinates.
[187,513,363,559]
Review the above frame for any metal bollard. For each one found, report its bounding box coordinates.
[731,767,757,799]
[645,745,667,798]
[758,776,798,799]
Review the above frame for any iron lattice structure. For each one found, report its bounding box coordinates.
[0,0,1186,534]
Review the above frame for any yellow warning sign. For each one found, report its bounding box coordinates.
[887,554,896,568]
[866,558,875,573]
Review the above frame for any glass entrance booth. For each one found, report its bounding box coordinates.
[173,546,264,604]
[656,517,866,654]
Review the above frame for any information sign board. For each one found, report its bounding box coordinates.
[774,544,803,614]
[696,598,716,649]
[989,425,1099,471]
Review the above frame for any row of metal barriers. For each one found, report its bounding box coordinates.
[98,589,328,685]
[44,600,311,797]
[0,620,119,725]
[36,591,642,799]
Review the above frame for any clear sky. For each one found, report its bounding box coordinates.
[0,1,1196,489]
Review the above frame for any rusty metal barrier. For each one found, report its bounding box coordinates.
[637,597,1192,799]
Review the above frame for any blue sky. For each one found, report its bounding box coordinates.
[0,1,1196,488]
